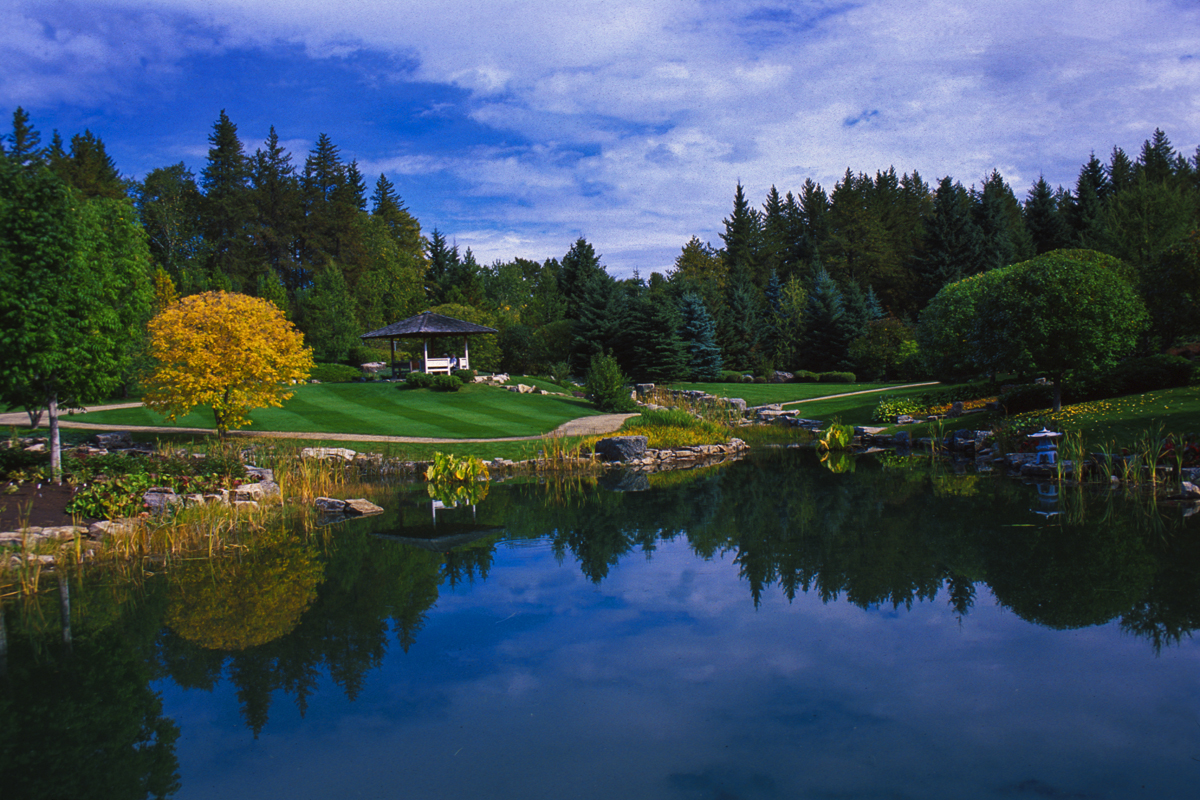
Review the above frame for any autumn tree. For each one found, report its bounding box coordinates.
[144,291,314,435]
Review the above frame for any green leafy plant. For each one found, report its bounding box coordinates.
[425,451,490,483]
[818,422,855,451]
[585,352,635,412]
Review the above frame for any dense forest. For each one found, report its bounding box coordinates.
[4,107,1199,384]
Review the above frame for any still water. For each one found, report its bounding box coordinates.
[3,449,1199,799]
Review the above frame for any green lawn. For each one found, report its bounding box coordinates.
[73,381,601,439]
[1011,388,1200,443]
[666,381,937,410]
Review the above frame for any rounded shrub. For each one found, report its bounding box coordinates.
[310,363,361,383]
[432,374,462,392]
[818,371,856,383]
[404,372,435,389]
[792,370,819,382]
[453,368,476,384]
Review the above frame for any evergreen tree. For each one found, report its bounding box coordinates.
[721,279,762,371]
[571,268,624,374]
[801,267,853,372]
[1024,176,1070,254]
[249,127,303,295]
[3,107,43,167]
[424,229,459,305]
[298,262,358,362]
[1107,146,1136,196]
[917,176,980,306]
[678,292,723,381]
[370,174,422,256]
[559,237,607,321]
[200,110,252,290]
[51,130,124,200]
[720,182,762,285]
[973,170,1031,272]
[1067,153,1109,248]
[616,289,688,382]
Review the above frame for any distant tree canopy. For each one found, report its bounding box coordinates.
[5,106,1197,397]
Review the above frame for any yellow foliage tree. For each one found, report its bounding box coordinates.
[145,291,314,435]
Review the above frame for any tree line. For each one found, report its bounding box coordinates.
[3,107,1198,389]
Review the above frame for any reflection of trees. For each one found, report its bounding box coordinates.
[156,527,442,735]
[166,529,324,651]
[0,582,180,800]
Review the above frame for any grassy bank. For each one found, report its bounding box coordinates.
[69,381,600,439]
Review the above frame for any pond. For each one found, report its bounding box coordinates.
[2,449,1199,799]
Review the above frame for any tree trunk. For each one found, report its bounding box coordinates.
[48,392,62,484]
[25,406,43,428]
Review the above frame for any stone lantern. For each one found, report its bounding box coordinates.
[1028,428,1063,466]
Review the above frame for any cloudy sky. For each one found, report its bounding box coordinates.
[3,1,1198,276]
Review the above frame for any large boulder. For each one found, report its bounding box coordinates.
[594,436,648,462]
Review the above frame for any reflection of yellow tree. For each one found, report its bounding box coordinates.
[166,532,324,651]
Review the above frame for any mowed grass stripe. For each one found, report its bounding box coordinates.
[74,382,602,439]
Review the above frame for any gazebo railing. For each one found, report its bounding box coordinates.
[423,355,468,375]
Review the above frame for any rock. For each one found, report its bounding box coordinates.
[1181,481,1200,499]
[88,519,137,537]
[24,442,46,452]
[772,371,794,383]
[895,414,915,425]
[301,447,357,461]
[893,431,911,447]
[142,487,180,514]
[244,466,275,482]
[315,497,347,513]
[635,383,656,397]
[234,481,280,502]
[343,498,384,515]
[94,431,133,449]
[947,401,964,418]
[231,500,259,511]
[594,436,649,462]
[722,397,747,415]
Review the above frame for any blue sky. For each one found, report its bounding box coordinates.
[3,0,1198,276]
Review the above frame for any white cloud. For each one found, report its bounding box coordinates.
[5,0,1199,274]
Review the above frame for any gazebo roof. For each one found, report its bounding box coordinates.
[361,311,498,340]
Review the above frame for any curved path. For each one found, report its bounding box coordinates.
[0,383,935,444]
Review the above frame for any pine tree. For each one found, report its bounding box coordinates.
[1067,153,1109,248]
[801,267,853,372]
[200,110,253,290]
[249,127,303,295]
[53,130,124,200]
[616,289,688,382]
[559,238,607,321]
[424,229,459,305]
[678,293,723,380]
[3,107,43,167]
[1024,176,1070,254]
[973,170,1031,272]
[917,176,980,306]
[720,183,762,285]
[370,174,422,256]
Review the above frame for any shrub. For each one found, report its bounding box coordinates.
[310,362,362,383]
[344,343,384,367]
[432,374,462,392]
[453,368,476,384]
[404,372,435,389]
[792,370,819,382]
[818,371,856,383]
[718,370,743,383]
[549,361,573,385]
[871,395,926,423]
[585,352,635,412]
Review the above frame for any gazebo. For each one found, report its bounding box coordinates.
[361,311,498,377]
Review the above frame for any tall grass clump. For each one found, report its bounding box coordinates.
[620,408,728,449]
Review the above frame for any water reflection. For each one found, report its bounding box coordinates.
[2,448,1198,798]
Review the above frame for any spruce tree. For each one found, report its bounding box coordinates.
[617,290,688,382]
[200,110,252,290]
[801,267,853,373]
[917,176,980,306]
[370,174,422,256]
[679,292,723,381]
[3,107,43,167]
[1024,176,1070,254]
[720,182,762,285]
[249,127,303,295]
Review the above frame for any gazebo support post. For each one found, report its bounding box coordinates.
[464,336,470,371]
[423,338,429,374]
[390,339,397,378]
